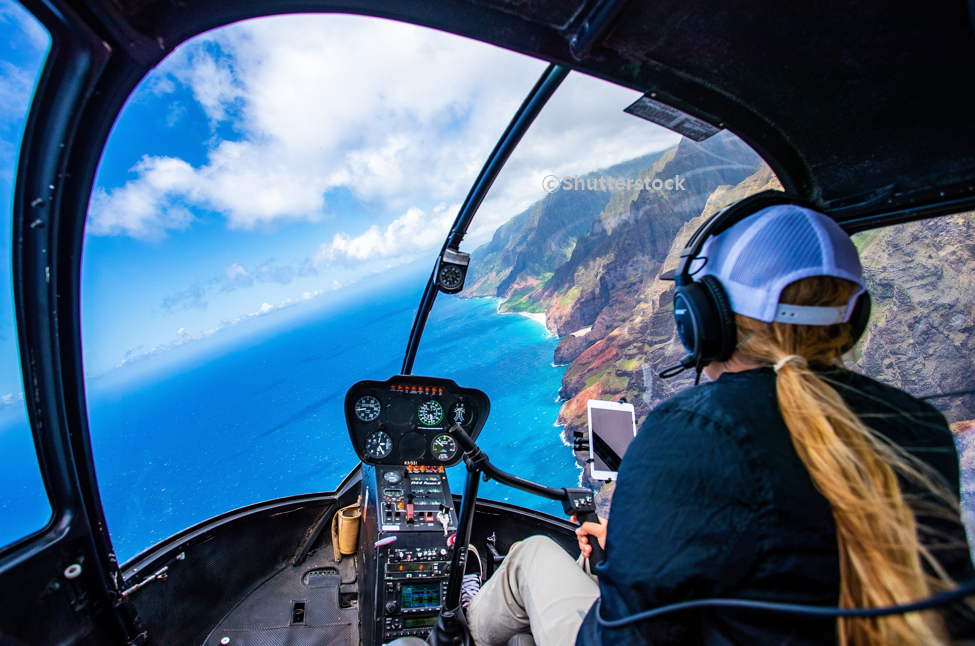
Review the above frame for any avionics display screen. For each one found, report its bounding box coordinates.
[590,406,636,473]
[389,562,436,573]
[405,617,438,629]
[401,583,440,609]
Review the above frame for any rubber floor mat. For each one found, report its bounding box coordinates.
[204,545,358,646]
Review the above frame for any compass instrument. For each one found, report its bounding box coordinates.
[355,395,382,422]
[437,264,465,291]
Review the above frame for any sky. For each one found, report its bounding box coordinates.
[2,4,680,379]
[0,0,48,410]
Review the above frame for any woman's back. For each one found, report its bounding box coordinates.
[577,367,974,645]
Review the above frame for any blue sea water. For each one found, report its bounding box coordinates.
[85,272,579,565]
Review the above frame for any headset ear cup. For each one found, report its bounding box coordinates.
[847,291,871,347]
[673,285,704,361]
[699,275,737,362]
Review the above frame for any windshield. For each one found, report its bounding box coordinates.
[82,14,548,563]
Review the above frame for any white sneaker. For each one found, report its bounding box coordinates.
[460,544,482,609]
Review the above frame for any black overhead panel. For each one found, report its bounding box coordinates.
[597,0,975,220]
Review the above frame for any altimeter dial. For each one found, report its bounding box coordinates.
[431,434,457,462]
[355,395,382,422]
[365,430,393,459]
[417,400,444,426]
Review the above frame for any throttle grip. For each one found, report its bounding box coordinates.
[576,511,606,566]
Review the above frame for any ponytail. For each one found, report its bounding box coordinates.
[734,276,957,646]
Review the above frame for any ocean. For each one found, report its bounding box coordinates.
[85,272,579,565]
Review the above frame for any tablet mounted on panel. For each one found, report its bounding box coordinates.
[587,399,637,481]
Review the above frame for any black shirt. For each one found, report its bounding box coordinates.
[577,367,974,645]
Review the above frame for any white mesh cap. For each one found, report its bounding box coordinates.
[698,204,866,324]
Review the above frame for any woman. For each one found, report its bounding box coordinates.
[465,204,974,646]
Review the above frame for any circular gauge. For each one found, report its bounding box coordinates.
[431,434,457,462]
[355,395,382,422]
[383,470,402,484]
[364,430,393,459]
[417,400,444,426]
[448,401,475,427]
[438,264,465,291]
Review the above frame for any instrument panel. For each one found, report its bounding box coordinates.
[344,376,489,467]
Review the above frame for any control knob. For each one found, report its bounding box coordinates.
[386,602,397,614]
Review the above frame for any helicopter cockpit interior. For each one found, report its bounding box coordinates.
[1,1,975,645]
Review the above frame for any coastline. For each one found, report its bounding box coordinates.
[518,311,548,329]
[491,298,551,334]
[484,297,584,492]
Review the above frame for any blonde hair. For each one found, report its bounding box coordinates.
[733,276,958,646]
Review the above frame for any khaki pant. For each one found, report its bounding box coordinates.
[467,535,600,646]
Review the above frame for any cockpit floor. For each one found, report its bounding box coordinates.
[203,540,359,646]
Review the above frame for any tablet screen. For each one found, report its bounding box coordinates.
[590,407,635,473]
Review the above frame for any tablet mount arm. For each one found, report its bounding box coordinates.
[425,424,602,646]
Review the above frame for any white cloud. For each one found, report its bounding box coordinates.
[87,13,681,260]
[88,15,544,237]
[309,203,456,268]
[224,263,250,280]
[174,48,241,122]
[1,392,23,407]
[87,156,196,238]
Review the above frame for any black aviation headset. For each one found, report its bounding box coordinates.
[659,190,872,382]
[596,191,975,628]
